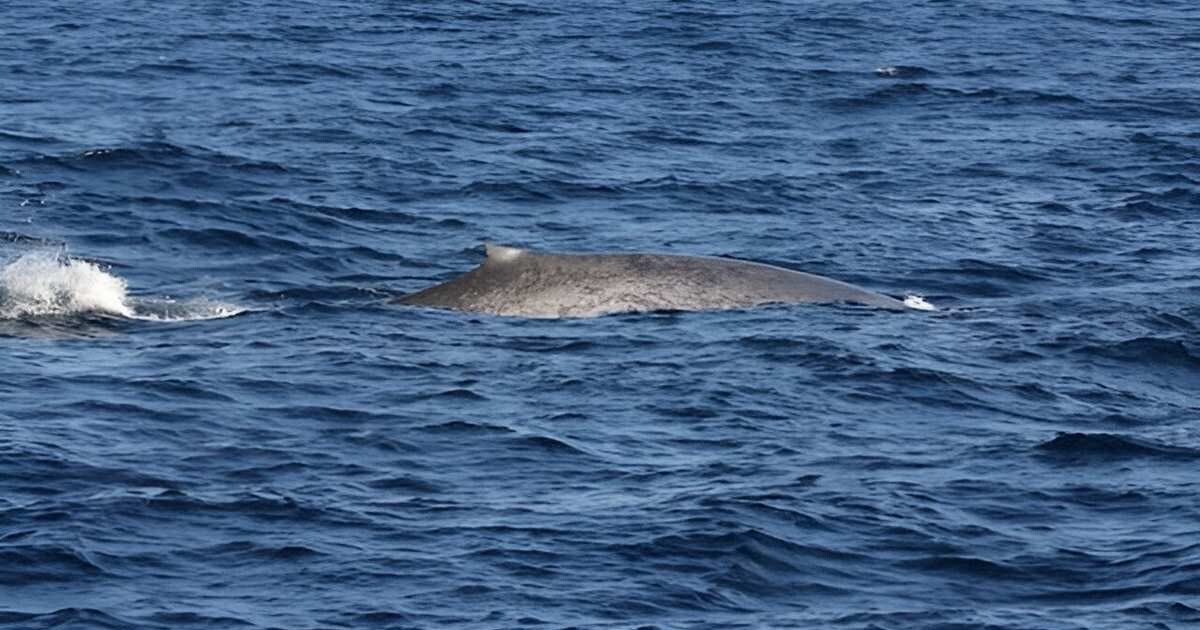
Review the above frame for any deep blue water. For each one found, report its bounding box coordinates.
[2,1,1199,628]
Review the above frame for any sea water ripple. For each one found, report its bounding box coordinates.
[2,2,1199,629]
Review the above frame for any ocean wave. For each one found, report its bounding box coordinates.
[1106,200,1184,220]
[1119,601,1200,624]
[1076,337,1200,369]
[0,544,107,584]
[827,83,1089,112]
[71,143,187,167]
[898,555,1028,580]
[0,608,137,630]
[1037,432,1200,461]
[10,141,288,175]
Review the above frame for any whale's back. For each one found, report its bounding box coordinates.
[397,245,907,318]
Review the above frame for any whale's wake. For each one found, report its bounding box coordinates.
[0,251,244,322]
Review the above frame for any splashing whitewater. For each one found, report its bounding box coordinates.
[0,251,243,321]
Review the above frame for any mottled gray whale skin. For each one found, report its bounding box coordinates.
[397,244,909,318]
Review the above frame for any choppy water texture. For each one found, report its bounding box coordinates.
[2,1,1199,628]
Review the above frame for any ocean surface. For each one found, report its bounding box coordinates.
[2,1,1198,628]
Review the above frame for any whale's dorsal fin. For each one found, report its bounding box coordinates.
[484,243,526,263]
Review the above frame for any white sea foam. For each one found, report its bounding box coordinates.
[0,251,244,321]
[903,294,937,311]
[125,297,246,322]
